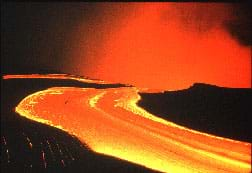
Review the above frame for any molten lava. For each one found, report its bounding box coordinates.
[3,74,107,84]
[9,75,251,173]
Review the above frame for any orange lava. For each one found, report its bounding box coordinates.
[72,3,251,90]
[2,74,107,84]
[11,75,251,173]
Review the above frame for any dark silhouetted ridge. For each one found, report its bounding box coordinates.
[138,83,252,143]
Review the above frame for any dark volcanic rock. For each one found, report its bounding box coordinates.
[138,83,252,143]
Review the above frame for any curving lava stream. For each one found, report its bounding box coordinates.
[4,75,251,173]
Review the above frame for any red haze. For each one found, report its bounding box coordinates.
[70,3,251,90]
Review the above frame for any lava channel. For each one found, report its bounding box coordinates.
[6,75,251,173]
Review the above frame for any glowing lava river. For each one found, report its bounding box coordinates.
[3,74,251,173]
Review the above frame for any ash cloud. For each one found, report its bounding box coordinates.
[167,3,251,46]
[224,3,251,46]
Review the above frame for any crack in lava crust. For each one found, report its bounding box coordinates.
[15,87,251,173]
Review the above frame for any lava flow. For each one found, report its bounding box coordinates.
[5,75,251,173]
[3,74,107,84]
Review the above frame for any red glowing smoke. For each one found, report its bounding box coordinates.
[68,3,251,90]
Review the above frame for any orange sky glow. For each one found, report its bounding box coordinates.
[69,3,251,90]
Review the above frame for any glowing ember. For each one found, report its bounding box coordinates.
[14,83,251,172]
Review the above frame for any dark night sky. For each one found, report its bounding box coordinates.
[1,2,129,74]
[1,2,251,79]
